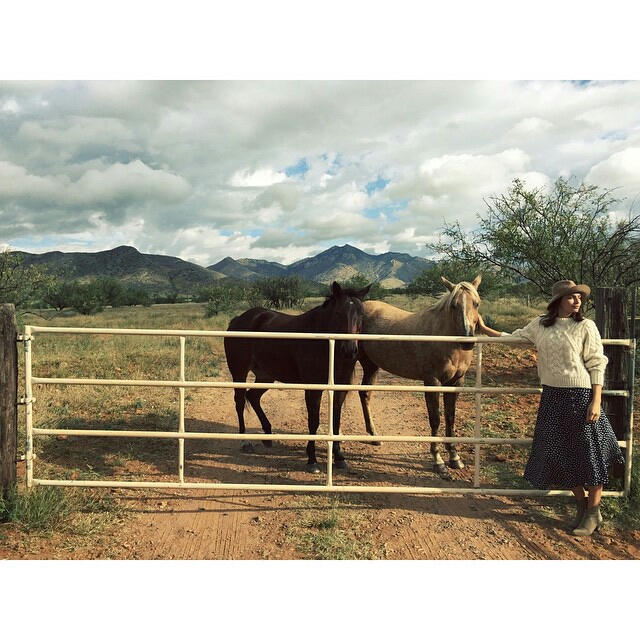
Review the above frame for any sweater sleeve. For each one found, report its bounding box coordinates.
[582,320,608,386]
[501,317,540,344]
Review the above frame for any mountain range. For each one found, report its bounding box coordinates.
[16,244,433,294]
[209,244,433,288]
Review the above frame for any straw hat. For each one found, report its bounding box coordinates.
[548,280,591,307]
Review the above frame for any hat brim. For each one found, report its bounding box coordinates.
[548,284,591,307]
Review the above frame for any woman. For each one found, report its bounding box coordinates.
[477,280,624,537]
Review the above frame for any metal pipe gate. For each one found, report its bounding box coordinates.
[21,325,635,498]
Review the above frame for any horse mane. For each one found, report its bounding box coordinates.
[432,281,480,313]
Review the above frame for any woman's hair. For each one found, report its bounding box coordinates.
[539,297,586,327]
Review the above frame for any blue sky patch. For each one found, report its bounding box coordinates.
[285,158,309,177]
[363,198,409,219]
[323,153,343,176]
[365,177,390,195]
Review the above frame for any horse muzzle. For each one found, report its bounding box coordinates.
[339,340,359,360]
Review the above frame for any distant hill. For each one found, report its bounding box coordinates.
[16,245,223,296]
[15,243,434,296]
[208,256,287,281]
[209,244,433,288]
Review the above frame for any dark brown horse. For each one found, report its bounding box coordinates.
[224,281,370,472]
[357,276,482,475]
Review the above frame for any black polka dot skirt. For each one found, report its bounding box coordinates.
[523,386,625,489]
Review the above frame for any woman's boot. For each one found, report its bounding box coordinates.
[568,497,587,530]
[571,506,603,537]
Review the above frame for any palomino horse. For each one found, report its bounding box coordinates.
[224,281,370,472]
[357,276,482,475]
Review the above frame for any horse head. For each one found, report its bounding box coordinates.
[440,275,482,350]
[323,281,370,359]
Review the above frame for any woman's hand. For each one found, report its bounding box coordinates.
[588,384,603,424]
[587,400,601,424]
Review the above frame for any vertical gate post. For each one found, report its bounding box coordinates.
[1,303,19,499]
[595,288,629,483]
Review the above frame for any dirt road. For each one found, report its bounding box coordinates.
[4,363,639,561]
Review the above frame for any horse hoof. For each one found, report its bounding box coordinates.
[334,460,349,471]
[448,459,465,470]
[438,469,453,481]
[306,463,321,474]
[262,440,273,448]
[434,463,453,479]
[369,441,382,447]
[241,442,255,454]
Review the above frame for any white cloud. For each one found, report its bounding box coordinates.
[229,167,287,188]
[417,148,530,195]
[586,147,640,195]
[0,160,68,200]
[247,183,300,213]
[17,116,135,148]
[0,159,190,210]
[74,160,191,206]
[2,80,640,266]
[1,98,19,114]
[507,117,554,137]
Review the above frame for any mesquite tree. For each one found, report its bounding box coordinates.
[428,177,640,299]
[0,249,54,307]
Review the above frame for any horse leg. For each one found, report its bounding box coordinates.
[246,372,274,448]
[444,386,464,469]
[424,390,448,476]
[225,337,255,453]
[332,390,349,470]
[232,387,254,453]
[305,390,323,473]
[358,352,382,446]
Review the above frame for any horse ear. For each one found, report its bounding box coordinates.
[331,281,341,295]
[441,276,454,291]
[357,284,371,299]
[471,275,482,290]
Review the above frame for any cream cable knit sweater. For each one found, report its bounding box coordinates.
[501,317,608,388]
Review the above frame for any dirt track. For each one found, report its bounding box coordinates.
[99,375,640,561]
[3,359,639,561]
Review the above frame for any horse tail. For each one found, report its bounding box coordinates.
[242,395,255,417]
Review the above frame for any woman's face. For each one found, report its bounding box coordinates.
[559,293,582,317]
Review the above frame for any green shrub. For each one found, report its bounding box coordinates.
[201,283,244,317]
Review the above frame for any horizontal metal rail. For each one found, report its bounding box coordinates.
[31,428,629,450]
[30,478,624,498]
[22,325,635,346]
[26,377,630,397]
[22,325,635,498]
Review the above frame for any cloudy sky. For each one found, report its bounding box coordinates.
[2,7,638,269]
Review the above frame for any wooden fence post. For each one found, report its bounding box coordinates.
[1,303,18,499]
[595,288,629,483]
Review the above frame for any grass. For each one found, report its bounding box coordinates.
[284,495,386,559]
[600,449,640,530]
[0,486,71,531]
[0,485,124,536]
[20,302,229,435]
